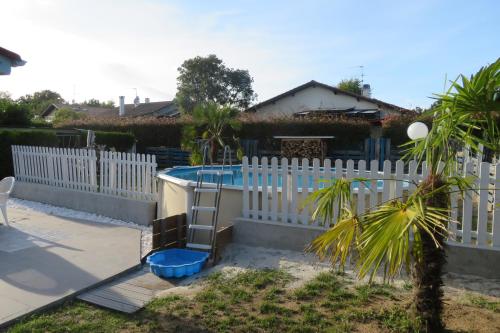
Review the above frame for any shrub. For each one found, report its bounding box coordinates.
[56,117,184,152]
[382,114,432,146]
[0,129,59,178]
[94,131,135,151]
[0,99,31,127]
[57,115,372,154]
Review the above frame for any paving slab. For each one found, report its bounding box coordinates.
[0,207,141,327]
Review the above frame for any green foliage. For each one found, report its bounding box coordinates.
[405,58,500,174]
[307,59,500,331]
[82,98,115,108]
[94,131,135,151]
[337,78,363,95]
[52,107,86,125]
[0,98,31,127]
[181,103,242,164]
[57,115,372,153]
[0,129,58,178]
[16,89,64,116]
[175,54,256,113]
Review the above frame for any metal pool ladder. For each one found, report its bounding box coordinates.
[187,145,234,259]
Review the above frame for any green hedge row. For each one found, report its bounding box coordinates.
[57,116,373,152]
[0,129,59,178]
[79,130,136,152]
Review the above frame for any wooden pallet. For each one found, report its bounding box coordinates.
[77,266,176,313]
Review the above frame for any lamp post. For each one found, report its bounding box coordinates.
[407,122,429,140]
[407,122,429,161]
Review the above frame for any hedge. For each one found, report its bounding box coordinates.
[0,129,59,178]
[57,116,372,152]
[381,114,432,146]
[79,130,136,151]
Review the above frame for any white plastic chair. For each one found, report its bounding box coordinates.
[0,177,15,227]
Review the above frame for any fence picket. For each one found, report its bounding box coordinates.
[462,162,474,244]
[270,157,278,221]
[261,157,269,221]
[492,164,500,247]
[251,156,259,219]
[357,160,366,216]
[477,162,490,246]
[281,158,289,223]
[290,158,299,224]
[301,158,310,224]
[242,157,249,218]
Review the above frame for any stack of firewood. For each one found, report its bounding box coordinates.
[281,139,325,160]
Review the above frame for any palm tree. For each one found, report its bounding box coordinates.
[181,102,242,165]
[307,59,499,332]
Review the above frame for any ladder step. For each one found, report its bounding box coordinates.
[194,188,219,193]
[186,243,212,250]
[197,170,234,176]
[189,224,214,231]
[191,206,216,212]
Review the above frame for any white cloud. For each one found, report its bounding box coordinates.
[0,0,313,105]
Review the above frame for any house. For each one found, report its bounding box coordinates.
[41,103,117,121]
[0,46,26,75]
[246,80,412,120]
[41,97,179,121]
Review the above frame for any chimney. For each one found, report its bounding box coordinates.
[133,96,140,107]
[362,84,371,98]
[119,96,125,116]
[145,97,150,103]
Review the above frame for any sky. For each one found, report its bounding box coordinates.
[0,0,498,109]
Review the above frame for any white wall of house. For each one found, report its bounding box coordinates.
[253,85,398,118]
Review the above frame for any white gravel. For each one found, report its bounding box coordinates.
[7,198,152,255]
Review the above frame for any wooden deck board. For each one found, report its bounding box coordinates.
[77,266,179,313]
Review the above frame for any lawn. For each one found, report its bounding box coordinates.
[6,269,500,333]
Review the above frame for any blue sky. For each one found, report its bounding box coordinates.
[1,0,498,108]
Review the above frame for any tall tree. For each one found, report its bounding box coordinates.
[337,78,362,95]
[175,55,256,113]
[17,89,64,116]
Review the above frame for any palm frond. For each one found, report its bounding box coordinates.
[357,197,449,281]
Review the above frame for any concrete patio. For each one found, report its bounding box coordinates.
[0,207,142,327]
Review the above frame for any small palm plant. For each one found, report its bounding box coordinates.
[307,59,499,332]
[181,102,242,165]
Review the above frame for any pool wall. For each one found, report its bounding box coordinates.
[157,173,244,231]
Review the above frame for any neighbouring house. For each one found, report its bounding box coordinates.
[41,97,179,121]
[246,80,412,120]
[0,46,26,75]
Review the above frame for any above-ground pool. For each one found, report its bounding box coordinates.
[162,165,388,190]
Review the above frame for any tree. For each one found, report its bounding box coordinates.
[337,78,362,95]
[52,108,85,125]
[17,90,64,116]
[181,103,242,165]
[307,59,499,332]
[83,99,115,108]
[175,55,256,113]
[0,98,30,127]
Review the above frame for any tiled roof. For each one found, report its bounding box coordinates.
[246,80,413,114]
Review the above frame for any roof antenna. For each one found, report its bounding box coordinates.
[358,65,365,84]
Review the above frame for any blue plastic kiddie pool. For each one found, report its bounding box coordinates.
[147,248,210,278]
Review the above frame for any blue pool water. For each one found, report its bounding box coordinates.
[164,165,386,190]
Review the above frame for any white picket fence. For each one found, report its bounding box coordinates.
[11,145,158,201]
[100,151,157,201]
[241,156,500,249]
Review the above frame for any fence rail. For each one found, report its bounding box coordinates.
[12,145,157,201]
[241,156,500,249]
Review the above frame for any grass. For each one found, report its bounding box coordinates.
[6,269,500,333]
[464,293,500,312]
